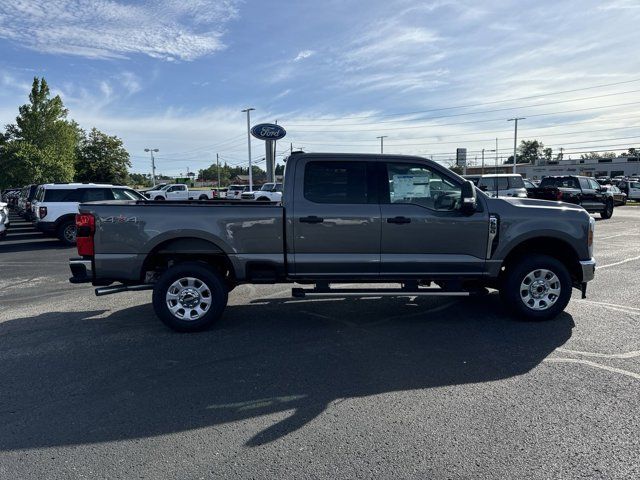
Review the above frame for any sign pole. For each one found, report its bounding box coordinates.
[266,140,274,183]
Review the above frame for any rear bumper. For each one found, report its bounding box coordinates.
[579,258,596,283]
[69,258,93,284]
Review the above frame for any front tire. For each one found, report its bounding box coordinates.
[152,262,228,332]
[600,199,614,219]
[154,196,165,201]
[57,220,77,246]
[500,254,572,321]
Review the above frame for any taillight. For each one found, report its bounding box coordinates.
[26,201,31,210]
[556,190,563,201]
[76,213,95,256]
[39,206,47,219]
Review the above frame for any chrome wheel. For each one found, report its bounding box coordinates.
[165,277,212,321]
[519,269,561,311]
[63,224,77,243]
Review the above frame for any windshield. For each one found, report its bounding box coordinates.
[260,183,274,191]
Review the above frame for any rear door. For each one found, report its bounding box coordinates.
[578,177,597,210]
[379,161,489,275]
[291,159,381,277]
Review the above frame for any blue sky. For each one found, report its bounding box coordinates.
[1,0,640,175]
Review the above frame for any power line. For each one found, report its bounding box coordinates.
[282,100,640,133]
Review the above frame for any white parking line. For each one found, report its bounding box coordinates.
[555,347,640,359]
[598,254,640,269]
[545,358,640,381]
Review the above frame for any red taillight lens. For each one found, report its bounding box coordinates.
[556,190,563,201]
[76,213,95,256]
[39,206,47,219]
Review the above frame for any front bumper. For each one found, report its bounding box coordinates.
[69,258,93,284]
[579,258,596,283]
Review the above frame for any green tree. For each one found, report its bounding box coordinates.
[449,164,464,175]
[75,128,131,184]
[0,77,77,188]
[580,151,617,160]
[505,140,545,165]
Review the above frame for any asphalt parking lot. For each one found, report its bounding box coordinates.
[1,209,639,479]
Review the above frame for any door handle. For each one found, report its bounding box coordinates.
[387,216,411,224]
[300,215,324,224]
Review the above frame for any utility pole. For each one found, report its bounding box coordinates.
[241,107,255,190]
[144,148,159,186]
[376,135,388,154]
[508,118,525,174]
[495,138,499,174]
[216,153,221,187]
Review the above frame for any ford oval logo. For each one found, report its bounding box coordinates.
[251,123,287,141]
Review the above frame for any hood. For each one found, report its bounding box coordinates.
[492,196,587,212]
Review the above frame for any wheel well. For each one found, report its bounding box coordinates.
[500,237,581,282]
[54,214,76,230]
[142,237,235,287]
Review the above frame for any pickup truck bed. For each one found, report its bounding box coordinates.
[86,200,284,283]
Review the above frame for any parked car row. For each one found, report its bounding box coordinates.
[463,173,628,219]
[1,183,146,244]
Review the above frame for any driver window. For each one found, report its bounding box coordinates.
[385,163,461,211]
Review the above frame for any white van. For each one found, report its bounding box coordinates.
[477,174,528,198]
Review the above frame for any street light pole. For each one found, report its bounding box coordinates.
[241,108,255,190]
[216,153,220,188]
[481,148,496,175]
[144,148,159,186]
[376,135,388,154]
[508,118,525,174]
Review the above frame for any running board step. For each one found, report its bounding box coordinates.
[95,284,153,296]
[291,287,473,298]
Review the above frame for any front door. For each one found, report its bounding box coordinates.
[378,161,489,276]
[291,159,381,277]
[166,185,188,200]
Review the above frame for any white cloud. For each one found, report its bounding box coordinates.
[293,50,315,62]
[117,71,141,95]
[0,1,240,61]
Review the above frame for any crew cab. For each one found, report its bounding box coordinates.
[69,153,596,332]
[530,175,614,218]
[241,182,284,202]
[144,184,217,201]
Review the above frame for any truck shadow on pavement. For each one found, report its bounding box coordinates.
[0,294,574,450]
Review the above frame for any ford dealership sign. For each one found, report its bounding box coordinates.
[251,123,286,141]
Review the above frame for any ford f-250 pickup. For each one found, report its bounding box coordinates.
[69,153,596,332]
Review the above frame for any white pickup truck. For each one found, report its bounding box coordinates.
[240,182,283,202]
[145,184,218,201]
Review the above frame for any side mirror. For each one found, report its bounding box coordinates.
[460,180,477,214]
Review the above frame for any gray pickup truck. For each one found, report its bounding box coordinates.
[69,153,596,332]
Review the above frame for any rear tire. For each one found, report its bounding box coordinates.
[256,197,270,201]
[57,220,77,246]
[154,196,165,201]
[500,254,572,321]
[199,194,208,200]
[600,199,614,219]
[152,262,228,332]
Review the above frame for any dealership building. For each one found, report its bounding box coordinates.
[464,156,640,179]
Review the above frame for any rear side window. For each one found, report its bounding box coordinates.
[304,161,368,204]
[112,188,143,200]
[479,177,509,190]
[43,189,79,202]
[508,176,525,188]
[578,178,591,190]
[81,188,113,202]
